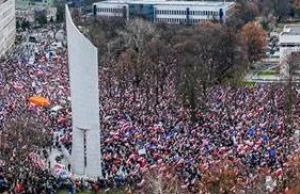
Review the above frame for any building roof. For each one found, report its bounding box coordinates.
[281,25,300,35]
[93,0,234,7]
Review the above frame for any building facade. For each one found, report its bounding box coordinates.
[16,6,57,23]
[0,0,16,57]
[279,25,300,77]
[279,25,300,62]
[15,0,56,22]
[16,0,55,9]
[66,5,102,178]
[93,0,235,24]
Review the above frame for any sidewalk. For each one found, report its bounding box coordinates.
[47,132,71,175]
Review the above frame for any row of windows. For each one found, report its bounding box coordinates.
[156,10,186,15]
[156,17,205,24]
[97,7,124,14]
[280,44,300,47]
[156,9,219,16]
[96,6,221,17]
[190,11,218,16]
[156,17,186,23]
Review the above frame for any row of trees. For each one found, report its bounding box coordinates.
[0,111,52,180]
[230,0,300,31]
[134,152,300,194]
[81,17,267,118]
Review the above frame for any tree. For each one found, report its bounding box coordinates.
[283,51,300,130]
[138,166,183,194]
[0,111,52,180]
[16,20,20,30]
[144,38,175,106]
[291,0,300,16]
[270,0,291,21]
[56,4,65,23]
[173,27,206,119]
[118,19,158,100]
[21,20,30,31]
[116,48,136,107]
[285,51,300,81]
[173,22,239,120]
[101,40,120,97]
[241,22,267,63]
[285,152,300,193]
[35,11,48,26]
[196,160,248,194]
[226,0,259,30]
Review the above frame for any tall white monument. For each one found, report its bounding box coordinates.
[65,5,102,178]
[0,0,16,57]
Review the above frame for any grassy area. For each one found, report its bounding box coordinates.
[257,69,278,76]
[238,80,256,86]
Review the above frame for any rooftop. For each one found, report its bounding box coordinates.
[93,0,234,6]
[281,25,300,35]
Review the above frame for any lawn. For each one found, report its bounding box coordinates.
[237,80,256,86]
[257,69,278,76]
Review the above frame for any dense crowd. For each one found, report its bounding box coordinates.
[1,27,300,194]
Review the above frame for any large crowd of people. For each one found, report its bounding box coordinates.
[1,26,300,194]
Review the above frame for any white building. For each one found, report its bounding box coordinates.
[15,0,57,23]
[279,25,300,62]
[93,0,235,24]
[0,0,16,57]
[16,4,57,23]
[16,5,35,22]
[279,25,300,77]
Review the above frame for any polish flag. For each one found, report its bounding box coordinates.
[273,168,283,176]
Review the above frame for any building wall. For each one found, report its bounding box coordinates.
[129,3,155,21]
[95,3,128,19]
[154,4,223,24]
[279,34,300,62]
[0,0,16,57]
[93,1,233,24]
[16,0,55,8]
[66,5,102,178]
[16,7,35,22]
